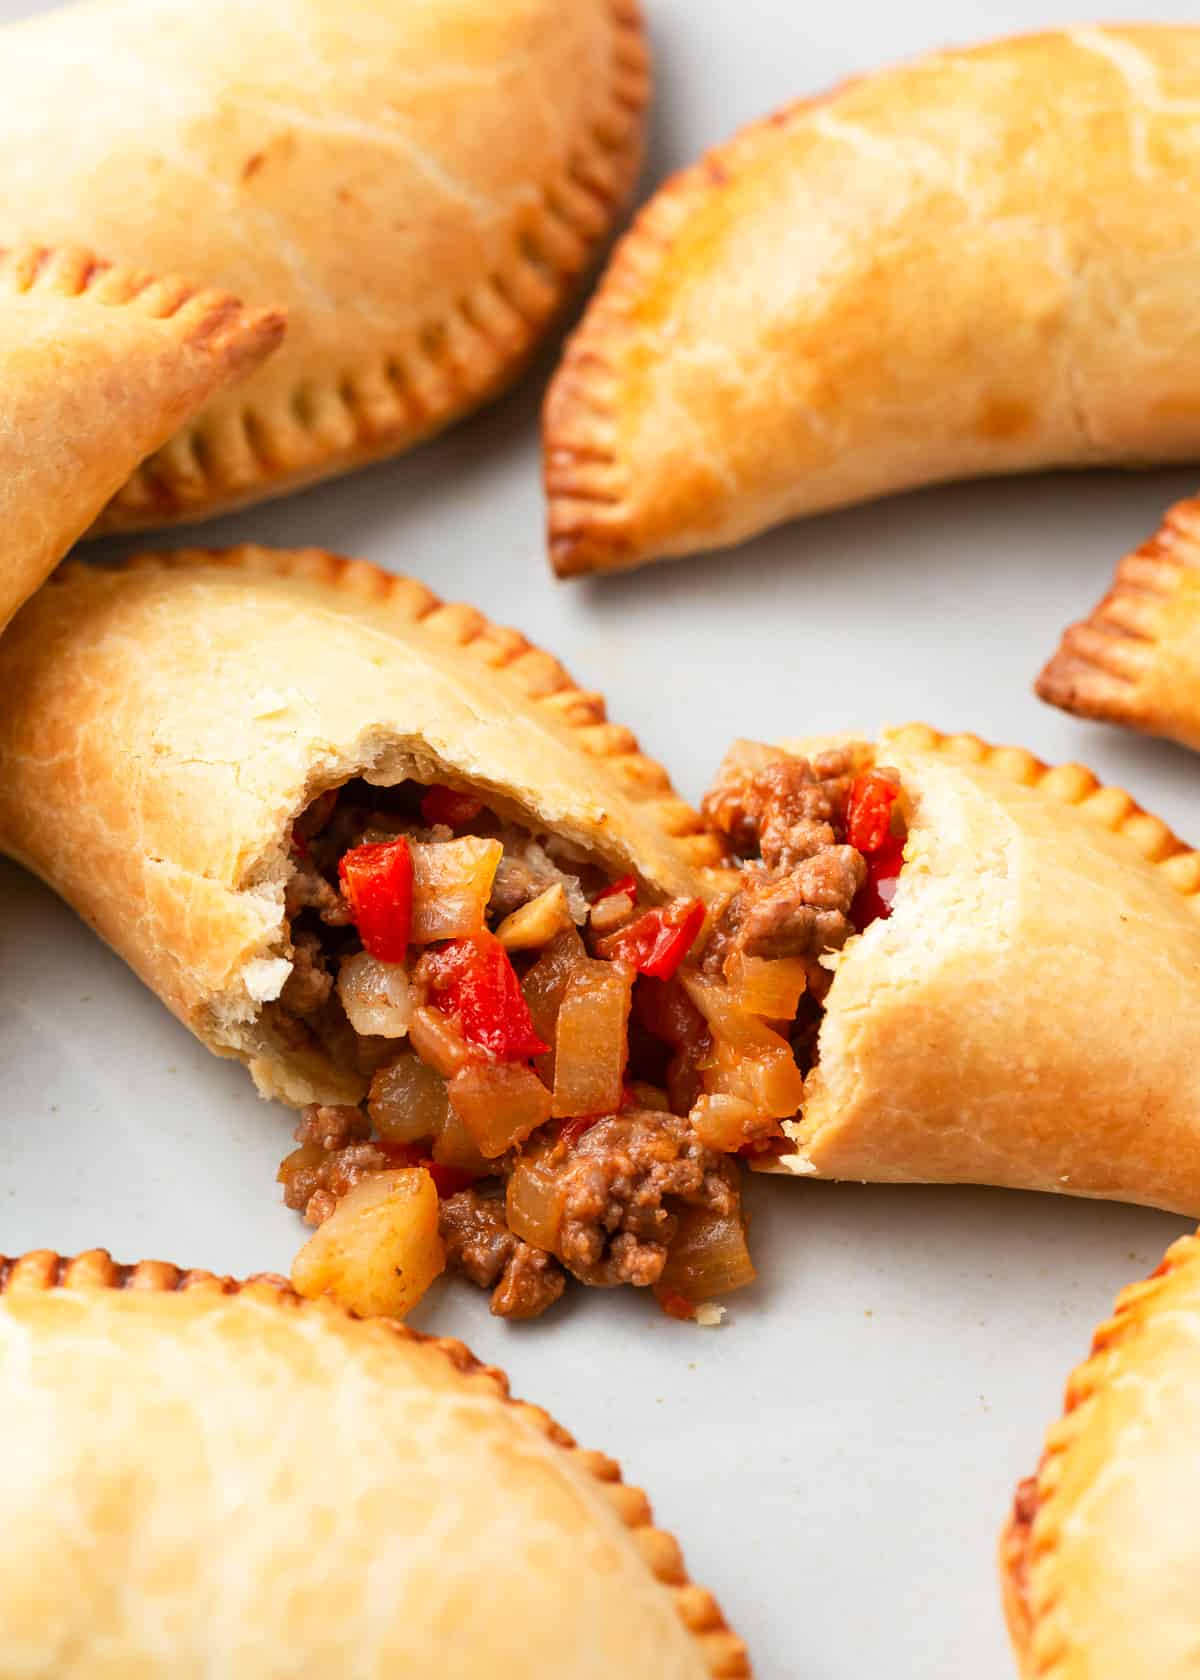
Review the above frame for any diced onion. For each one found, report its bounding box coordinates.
[409,837,503,944]
[655,1183,756,1304]
[690,1093,763,1152]
[494,883,573,951]
[725,953,807,1021]
[408,1005,472,1077]
[290,1168,445,1319]
[551,959,633,1120]
[432,1103,491,1172]
[506,1154,567,1251]
[336,951,414,1039]
[448,1062,553,1158]
[276,1142,324,1193]
[522,924,587,1084]
[682,974,806,1121]
[368,1053,449,1143]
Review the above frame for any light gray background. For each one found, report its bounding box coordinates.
[2,2,1199,1674]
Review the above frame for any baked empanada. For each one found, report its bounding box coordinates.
[1000,1229,1200,1679]
[698,725,1200,1216]
[0,0,647,530]
[545,26,1200,576]
[0,549,768,1323]
[0,1248,746,1678]
[0,244,281,632]
[1038,494,1200,753]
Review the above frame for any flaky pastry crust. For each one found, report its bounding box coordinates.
[1038,494,1200,753]
[999,1230,1200,1679]
[545,26,1200,576]
[0,546,722,1105]
[0,1249,747,1678]
[0,0,648,530]
[0,244,282,631]
[757,725,1200,1215]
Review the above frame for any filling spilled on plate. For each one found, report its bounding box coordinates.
[277,743,906,1321]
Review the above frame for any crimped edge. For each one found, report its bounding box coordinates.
[997,1229,1200,1678]
[93,0,650,534]
[1036,495,1200,743]
[0,1249,749,1677]
[48,544,726,874]
[0,242,285,380]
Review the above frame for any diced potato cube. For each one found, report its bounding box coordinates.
[291,1168,444,1319]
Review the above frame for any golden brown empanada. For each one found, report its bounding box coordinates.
[0,0,648,531]
[1000,1229,1200,1679]
[0,1249,746,1678]
[1037,494,1200,753]
[700,725,1200,1217]
[545,26,1200,576]
[0,244,282,632]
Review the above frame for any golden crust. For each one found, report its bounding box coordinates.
[999,1230,1200,1679]
[0,1249,748,1678]
[0,0,648,531]
[757,725,1200,1215]
[1037,494,1200,753]
[545,25,1200,576]
[0,545,722,1105]
[0,243,282,631]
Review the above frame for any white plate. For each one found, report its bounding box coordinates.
[2,2,1198,1674]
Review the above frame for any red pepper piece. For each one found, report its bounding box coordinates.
[601,898,705,982]
[423,1161,482,1199]
[593,873,637,905]
[845,771,899,855]
[339,837,414,963]
[658,1290,696,1322]
[424,931,549,1061]
[420,784,484,829]
[850,835,905,933]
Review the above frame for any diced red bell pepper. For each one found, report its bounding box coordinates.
[593,873,637,905]
[850,835,905,932]
[601,898,705,982]
[420,784,484,829]
[658,1289,696,1322]
[845,771,899,855]
[339,837,414,963]
[424,931,549,1062]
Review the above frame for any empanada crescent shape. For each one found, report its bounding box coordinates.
[0,547,720,1106]
[545,25,1200,576]
[1000,1230,1200,1680]
[0,1250,745,1678]
[0,0,647,531]
[775,726,1200,1216]
[0,245,282,631]
[1038,494,1200,754]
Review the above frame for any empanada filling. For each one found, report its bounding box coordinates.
[273,755,904,1321]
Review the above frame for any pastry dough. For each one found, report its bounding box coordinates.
[0,1248,746,1679]
[1037,494,1200,753]
[0,0,648,530]
[0,244,281,632]
[1000,1228,1200,1679]
[0,547,720,1106]
[545,26,1200,576]
[740,726,1200,1215]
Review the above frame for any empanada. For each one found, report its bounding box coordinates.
[0,0,648,531]
[0,549,768,1323]
[1000,1229,1200,1679]
[0,1248,746,1678]
[545,26,1200,576]
[1038,493,1200,753]
[0,244,281,632]
[698,725,1200,1216]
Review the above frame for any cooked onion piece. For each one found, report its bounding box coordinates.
[551,959,634,1119]
[368,1053,449,1143]
[336,952,414,1038]
[291,1168,445,1318]
[448,1062,554,1158]
[522,924,588,1085]
[725,953,807,1021]
[506,1153,567,1252]
[683,974,806,1122]
[494,883,573,951]
[410,836,503,943]
[654,1180,756,1306]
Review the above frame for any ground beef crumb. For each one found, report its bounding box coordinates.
[283,1105,385,1226]
[284,857,350,925]
[440,1187,566,1319]
[280,930,334,1017]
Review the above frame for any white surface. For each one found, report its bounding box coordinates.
[2,2,1199,1675]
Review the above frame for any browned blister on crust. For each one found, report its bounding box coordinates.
[1038,495,1200,753]
[0,0,648,530]
[999,1230,1200,1679]
[0,1250,748,1677]
[545,26,1200,576]
[0,243,283,631]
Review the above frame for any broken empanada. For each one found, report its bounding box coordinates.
[1000,1229,1200,1679]
[699,725,1200,1216]
[0,0,648,530]
[0,1249,746,1678]
[545,26,1200,576]
[1037,494,1200,753]
[0,245,282,632]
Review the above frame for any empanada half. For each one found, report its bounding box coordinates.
[1000,1230,1200,1679]
[0,1249,747,1678]
[1037,494,1200,753]
[0,0,648,530]
[0,245,282,631]
[699,725,1200,1216]
[545,25,1200,576]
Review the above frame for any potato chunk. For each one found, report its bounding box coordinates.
[291,1168,444,1319]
